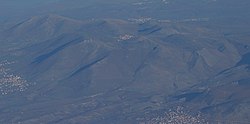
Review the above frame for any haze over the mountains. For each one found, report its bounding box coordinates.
[0,0,250,123]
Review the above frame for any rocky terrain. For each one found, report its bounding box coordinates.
[0,0,250,123]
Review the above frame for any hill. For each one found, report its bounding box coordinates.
[0,14,249,123]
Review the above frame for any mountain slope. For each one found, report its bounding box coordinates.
[0,14,248,123]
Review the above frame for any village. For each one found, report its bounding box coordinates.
[0,60,30,95]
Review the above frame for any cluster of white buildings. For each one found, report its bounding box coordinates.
[128,18,153,24]
[139,106,208,124]
[118,34,134,41]
[0,60,30,95]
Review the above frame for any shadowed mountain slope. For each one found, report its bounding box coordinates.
[0,0,250,123]
[0,14,248,123]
